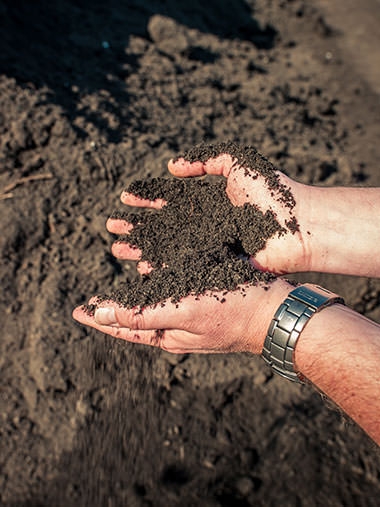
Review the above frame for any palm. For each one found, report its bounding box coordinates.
[224,163,306,274]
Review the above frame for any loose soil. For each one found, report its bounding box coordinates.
[1,1,380,506]
[102,150,286,308]
[98,142,299,310]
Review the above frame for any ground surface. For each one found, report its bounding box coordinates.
[1,1,380,506]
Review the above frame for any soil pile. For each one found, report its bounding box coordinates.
[108,177,275,308]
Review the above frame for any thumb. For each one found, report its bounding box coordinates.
[94,298,192,331]
[94,306,119,326]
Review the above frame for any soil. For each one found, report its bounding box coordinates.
[175,142,297,212]
[1,1,380,506]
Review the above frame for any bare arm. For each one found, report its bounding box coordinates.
[301,186,380,278]
[295,302,380,444]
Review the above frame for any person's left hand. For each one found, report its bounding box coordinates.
[106,149,309,276]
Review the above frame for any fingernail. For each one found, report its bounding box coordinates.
[95,307,117,326]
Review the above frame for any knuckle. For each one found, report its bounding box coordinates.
[128,309,146,330]
[150,329,164,348]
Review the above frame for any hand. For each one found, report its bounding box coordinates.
[72,278,292,354]
[107,145,311,275]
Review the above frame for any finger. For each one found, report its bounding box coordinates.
[88,295,101,306]
[72,305,163,346]
[73,305,206,353]
[106,217,134,235]
[120,191,166,209]
[168,153,235,178]
[93,297,195,331]
[111,241,141,260]
[91,289,239,333]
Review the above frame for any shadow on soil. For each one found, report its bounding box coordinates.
[0,0,277,142]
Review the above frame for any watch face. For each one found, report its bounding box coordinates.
[290,284,342,310]
[291,286,330,309]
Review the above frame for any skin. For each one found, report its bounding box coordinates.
[73,152,380,444]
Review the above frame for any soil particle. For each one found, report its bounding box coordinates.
[100,169,288,308]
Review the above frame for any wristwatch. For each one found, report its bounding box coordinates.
[262,283,344,383]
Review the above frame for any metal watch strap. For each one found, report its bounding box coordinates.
[262,283,344,383]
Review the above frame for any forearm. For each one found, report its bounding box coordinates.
[294,304,380,444]
[302,186,380,277]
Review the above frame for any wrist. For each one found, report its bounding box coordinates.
[247,278,294,354]
[301,186,380,276]
[261,283,344,382]
[301,184,338,273]
[284,179,314,273]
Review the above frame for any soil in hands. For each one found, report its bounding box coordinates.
[175,141,297,211]
[94,143,297,310]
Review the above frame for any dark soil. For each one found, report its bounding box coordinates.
[97,141,300,309]
[1,1,380,506]
[103,170,281,308]
[176,141,297,211]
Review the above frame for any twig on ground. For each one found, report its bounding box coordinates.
[0,192,14,201]
[0,172,54,200]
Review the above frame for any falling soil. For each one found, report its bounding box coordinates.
[96,143,297,309]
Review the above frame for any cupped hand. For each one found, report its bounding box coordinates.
[72,278,292,355]
[73,144,306,352]
[108,146,311,275]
